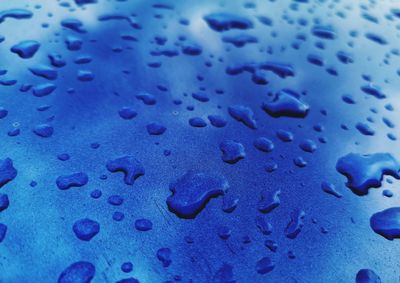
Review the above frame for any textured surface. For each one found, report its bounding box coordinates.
[0,0,400,282]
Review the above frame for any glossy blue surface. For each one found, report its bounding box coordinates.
[0,0,400,282]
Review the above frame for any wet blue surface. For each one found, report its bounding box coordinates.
[0,0,400,282]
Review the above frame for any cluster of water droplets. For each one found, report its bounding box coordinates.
[0,0,399,282]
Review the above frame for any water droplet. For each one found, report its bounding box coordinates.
[58,261,95,283]
[336,153,400,195]
[166,171,228,219]
[370,207,400,240]
[73,218,100,241]
[56,172,88,190]
[220,140,246,164]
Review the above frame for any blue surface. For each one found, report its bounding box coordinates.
[0,0,400,282]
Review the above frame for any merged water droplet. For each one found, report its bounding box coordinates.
[166,171,228,219]
[262,89,309,118]
[106,156,145,185]
[55,172,87,191]
[336,153,400,195]
[203,13,253,32]
[220,140,246,164]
